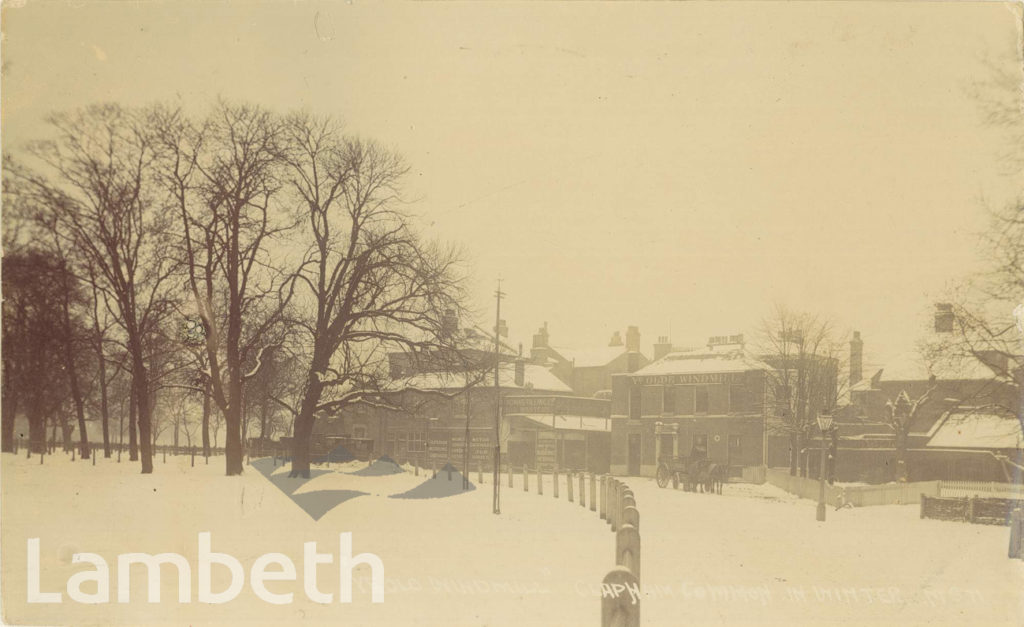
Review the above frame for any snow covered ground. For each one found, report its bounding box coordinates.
[2,452,1022,625]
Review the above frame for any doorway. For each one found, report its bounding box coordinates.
[628,433,642,475]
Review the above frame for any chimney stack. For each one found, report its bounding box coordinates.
[530,323,550,362]
[849,330,863,386]
[654,336,673,361]
[625,326,641,353]
[514,358,525,387]
[609,331,623,347]
[532,322,549,349]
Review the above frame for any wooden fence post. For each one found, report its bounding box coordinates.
[478,462,483,485]
[579,472,586,508]
[508,463,513,488]
[600,475,607,519]
[590,473,597,512]
[567,470,575,503]
[1009,508,1024,559]
[523,466,529,492]
[601,566,640,627]
[967,496,976,523]
[615,523,642,584]
[538,468,543,495]
[553,468,560,498]
[624,505,639,531]
[448,465,453,482]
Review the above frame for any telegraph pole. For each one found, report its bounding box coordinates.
[493,280,505,515]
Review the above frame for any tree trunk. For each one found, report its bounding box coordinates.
[1,388,17,453]
[224,385,244,476]
[133,361,154,474]
[201,379,211,457]
[289,375,324,478]
[97,351,111,457]
[60,416,73,453]
[129,384,139,461]
[60,293,90,459]
[788,431,799,476]
[27,401,46,454]
[895,429,908,482]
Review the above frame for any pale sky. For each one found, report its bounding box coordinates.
[3,1,1023,365]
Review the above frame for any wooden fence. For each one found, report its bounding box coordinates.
[766,468,940,507]
[920,494,1024,527]
[938,481,1024,500]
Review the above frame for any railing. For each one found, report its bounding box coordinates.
[921,494,1024,526]
[938,481,1024,500]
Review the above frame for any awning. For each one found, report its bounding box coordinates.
[511,414,612,433]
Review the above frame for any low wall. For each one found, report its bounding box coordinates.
[766,468,940,507]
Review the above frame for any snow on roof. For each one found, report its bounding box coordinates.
[388,362,571,393]
[632,344,773,376]
[926,408,1023,449]
[875,351,997,383]
[551,345,630,368]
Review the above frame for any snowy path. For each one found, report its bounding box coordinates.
[2,454,611,626]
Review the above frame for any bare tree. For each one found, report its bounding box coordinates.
[154,102,295,475]
[9,104,179,473]
[758,305,845,477]
[278,114,466,477]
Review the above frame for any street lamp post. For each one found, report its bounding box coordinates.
[816,413,833,522]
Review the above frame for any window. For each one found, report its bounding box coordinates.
[695,386,709,414]
[729,385,746,414]
[408,432,426,453]
[677,386,695,415]
[629,388,641,421]
[641,386,662,415]
[353,425,367,439]
[663,386,676,414]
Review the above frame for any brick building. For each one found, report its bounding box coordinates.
[609,335,774,478]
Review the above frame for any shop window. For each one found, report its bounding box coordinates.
[408,432,426,453]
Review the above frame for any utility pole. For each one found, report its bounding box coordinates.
[493,280,505,515]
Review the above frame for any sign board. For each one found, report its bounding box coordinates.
[633,372,747,386]
[536,430,558,471]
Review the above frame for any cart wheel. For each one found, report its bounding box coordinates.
[656,464,671,488]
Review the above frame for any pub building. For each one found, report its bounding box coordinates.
[610,335,774,479]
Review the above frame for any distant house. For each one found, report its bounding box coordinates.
[836,306,1022,482]
[528,323,649,397]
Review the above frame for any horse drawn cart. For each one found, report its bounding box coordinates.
[654,421,726,494]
